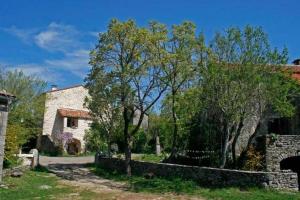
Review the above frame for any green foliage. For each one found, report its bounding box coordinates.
[3,124,27,167]
[210,25,288,65]
[87,21,298,170]
[0,69,46,166]
[132,130,151,153]
[133,154,166,163]
[160,22,200,156]
[84,122,109,153]
[86,19,168,174]
[187,25,298,168]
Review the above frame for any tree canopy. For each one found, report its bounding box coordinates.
[0,69,46,166]
[86,20,299,171]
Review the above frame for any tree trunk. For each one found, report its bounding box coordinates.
[124,136,132,176]
[123,107,132,176]
[0,110,8,183]
[220,125,230,168]
[107,138,111,158]
[232,120,244,168]
[170,89,178,158]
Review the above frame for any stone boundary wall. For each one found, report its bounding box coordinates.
[265,135,300,172]
[95,156,299,191]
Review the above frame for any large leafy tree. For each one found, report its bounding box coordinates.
[85,70,122,157]
[161,22,198,158]
[0,69,46,165]
[86,19,168,176]
[197,26,297,168]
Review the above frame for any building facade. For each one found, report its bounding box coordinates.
[40,85,148,154]
[41,85,92,153]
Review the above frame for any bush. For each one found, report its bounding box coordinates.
[4,123,28,168]
[242,145,264,171]
[84,128,108,153]
[132,130,152,153]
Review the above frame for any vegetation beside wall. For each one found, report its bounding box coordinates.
[0,69,46,167]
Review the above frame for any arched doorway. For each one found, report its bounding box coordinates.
[280,156,300,190]
[66,138,82,155]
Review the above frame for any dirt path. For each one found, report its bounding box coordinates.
[40,156,204,200]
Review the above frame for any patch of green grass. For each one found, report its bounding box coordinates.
[133,154,166,163]
[0,170,71,200]
[0,170,98,200]
[93,165,300,200]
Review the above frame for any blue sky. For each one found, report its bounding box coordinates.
[1,0,300,88]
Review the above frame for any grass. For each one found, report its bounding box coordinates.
[93,165,300,200]
[132,153,166,163]
[0,168,98,200]
[1,165,300,200]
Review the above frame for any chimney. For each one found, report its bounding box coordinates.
[292,59,300,65]
[51,84,58,91]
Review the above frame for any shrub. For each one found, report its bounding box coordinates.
[4,123,28,167]
[84,128,107,153]
[242,145,264,171]
[132,130,152,153]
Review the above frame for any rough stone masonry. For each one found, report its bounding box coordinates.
[95,156,299,191]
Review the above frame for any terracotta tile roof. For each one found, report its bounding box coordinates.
[57,108,92,119]
[285,66,300,82]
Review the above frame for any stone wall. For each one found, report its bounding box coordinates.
[265,135,300,172]
[95,156,299,191]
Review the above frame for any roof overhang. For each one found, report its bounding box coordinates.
[57,108,92,119]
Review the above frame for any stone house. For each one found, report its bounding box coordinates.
[40,85,92,154]
[39,85,148,154]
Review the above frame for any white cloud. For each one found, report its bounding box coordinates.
[2,26,36,44]
[1,22,95,81]
[45,49,91,78]
[89,31,100,37]
[6,64,61,83]
[34,22,81,52]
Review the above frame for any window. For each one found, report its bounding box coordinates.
[67,117,78,128]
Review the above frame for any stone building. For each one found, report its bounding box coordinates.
[40,84,148,154]
[40,85,92,154]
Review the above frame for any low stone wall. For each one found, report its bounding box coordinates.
[95,156,299,191]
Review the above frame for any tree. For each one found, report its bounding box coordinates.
[196,25,297,168]
[86,19,168,176]
[0,69,46,166]
[161,22,198,158]
[85,72,122,157]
